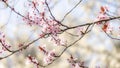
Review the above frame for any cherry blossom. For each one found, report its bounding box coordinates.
[0,31,11,53]
[67,55,87,68]
[27,55,39,68]
[43,49,56,64]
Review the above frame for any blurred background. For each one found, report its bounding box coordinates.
[0,0,120,68]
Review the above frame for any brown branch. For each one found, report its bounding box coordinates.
[45,0,69,28]
[0,8,120,63]
[104,32,120,40]
[57,25,91,57]
[61,16,120,32]
[0,37,41,60]
[0,52,14,60]
[60,0,83,22]
[41,24,91,67]
[40,35,87,67]
[2,1,36,24]
[0,40,12,52]
[0,32,54,61]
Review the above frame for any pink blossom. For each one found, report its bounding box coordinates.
[0,32,11,52]
[43,49,56,64]
[67,55,86,68]
[27,55,39,68]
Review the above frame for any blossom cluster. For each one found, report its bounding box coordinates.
[0,32,11,53]
[23,0,68,46]
[27,55,39,68]
[67,55,87,68]
[39,45,56,64]
[96,6,110,33]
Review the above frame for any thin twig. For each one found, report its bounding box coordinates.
[2,1,36,24]
[45,0,69,28]
[104,32,120,40]
[60,0,83,22]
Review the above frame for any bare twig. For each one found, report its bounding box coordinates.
[60,0,83,22]
[104,32,120,40]
[45,0,69,28]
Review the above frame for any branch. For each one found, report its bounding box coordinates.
[41,24,92,67]
[0,37,41,60]
[104,32,120,40]
[61,16,120,32]
[2,1,37,24]
[60,0,83,22]
[45,0,69,28]
[0,40,12,52]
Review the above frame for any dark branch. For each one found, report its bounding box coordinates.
[45,0,69,28]
[60,0,83,22]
